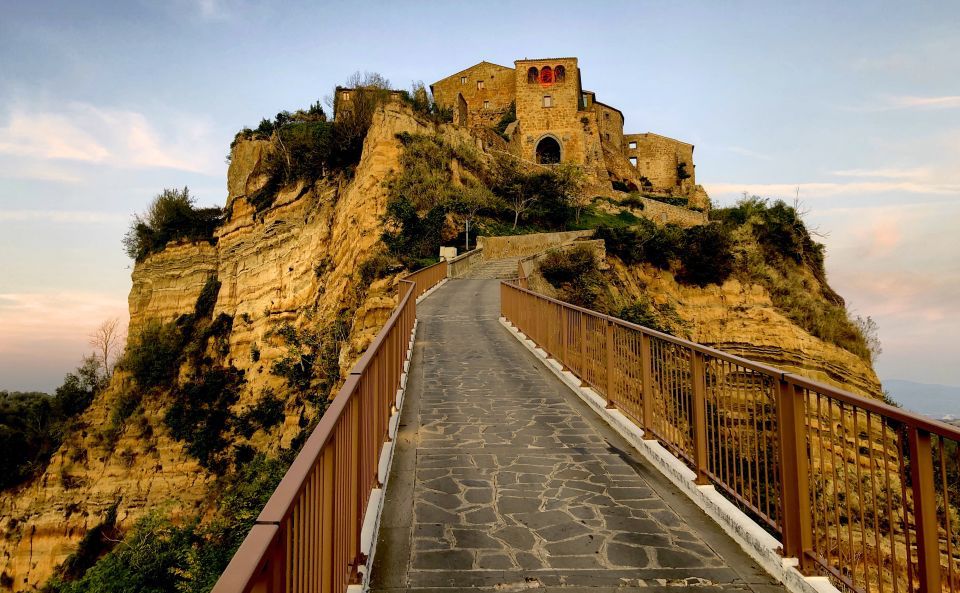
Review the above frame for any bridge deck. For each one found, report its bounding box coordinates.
[370,279,787,592]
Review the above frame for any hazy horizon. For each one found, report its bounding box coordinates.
[1,0,958,392]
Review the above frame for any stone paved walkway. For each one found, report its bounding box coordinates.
[370,279,788,592]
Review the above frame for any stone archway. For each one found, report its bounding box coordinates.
[535,135,561,164]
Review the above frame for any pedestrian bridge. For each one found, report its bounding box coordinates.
[212,257,960,593]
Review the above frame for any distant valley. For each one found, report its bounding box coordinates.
[884,379,960,419]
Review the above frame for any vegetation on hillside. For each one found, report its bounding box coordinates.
[123,187,222,262]
[45,454,286,593]
[0,358,105,490]
[591,196,873,360]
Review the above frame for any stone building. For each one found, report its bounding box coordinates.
[430,57,708,206]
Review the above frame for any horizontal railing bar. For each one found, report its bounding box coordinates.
[505,281,960,438]
[212,524,278,593]
[446,248,482,263]
[784,372,960,439]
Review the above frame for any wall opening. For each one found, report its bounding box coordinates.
[456,93,468,126]
[527,67,539,84]
[540,66,554,85]
[535,136,561,164]
[629,156,638,167]
[555,65,566,82]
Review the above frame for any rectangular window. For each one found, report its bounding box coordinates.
[342,91,351,100]
[604,112,610,120]
[629,156,638,167]
[460,76,467,84]
[605,133,610,141]
[582,93,589,105]
[477,80,485,90]
[483,100,490,109]
[628,141,637,149]
[543,95,552,108]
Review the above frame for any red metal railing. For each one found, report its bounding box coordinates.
[501,281,960,593]
[212,261,446,593]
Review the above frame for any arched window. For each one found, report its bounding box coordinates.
[540,66,553,85]
[555,65,566,83]
[535,136,561,164]
[527,67,539,84]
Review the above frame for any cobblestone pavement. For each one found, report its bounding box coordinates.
[370,279,788,592]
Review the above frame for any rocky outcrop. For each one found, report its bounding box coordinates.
[0,103,456,591]
[606,260,882,399]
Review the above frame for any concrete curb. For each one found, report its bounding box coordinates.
[416,279,447,304]
[498,316,840,593]
[355,318,419,591]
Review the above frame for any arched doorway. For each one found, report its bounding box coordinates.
[535,136,561,164]
[456,93,468,127]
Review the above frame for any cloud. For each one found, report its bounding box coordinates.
[0,103,220,175]
[845,95,960,112]
[705,180,960,200]
[831,167,931,179]
[723,145,773,161]
[0,291,128,356]
[0,210,127,224]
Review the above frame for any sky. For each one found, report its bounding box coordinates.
[0,0,957,392]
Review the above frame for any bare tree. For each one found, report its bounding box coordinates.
[554,164,587,223]
[455,183,500,250]
[90,318,125,377]
[854,315,883,364]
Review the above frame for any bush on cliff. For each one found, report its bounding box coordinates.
[123,187,223,262]
[539,245,608,309]
[0,357,104,490]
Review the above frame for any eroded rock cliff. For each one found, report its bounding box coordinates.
[0,103,457,591]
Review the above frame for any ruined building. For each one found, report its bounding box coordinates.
[428,57,710,207]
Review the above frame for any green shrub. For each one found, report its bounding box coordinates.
[165,367,244,472]
[58,503,119,580]
[538,246,607,309]
[677,224,734,287]
[616,298,674,334]
[123,320,187,390]
[494,102,516,139]
[269,315,350,402]
[122,187,222,261]
[621,194,645,209]
[237,391,285,438]
[0,358,104,490]
[400,82,453,124]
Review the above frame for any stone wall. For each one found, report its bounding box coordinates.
[593,101,624,152]
[623,133,696,192]
[431,61,515,128]
[476,230,595,260]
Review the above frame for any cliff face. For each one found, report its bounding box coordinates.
[605,260,882,399]
[0,103,452,591]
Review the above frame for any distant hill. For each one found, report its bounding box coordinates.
[884,379,960,419]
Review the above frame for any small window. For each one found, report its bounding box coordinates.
[629,157,638,167]
[582,93,589,106]
[527,67,539,84]
[605,133,610,141]
[543,95,552,108]
[483,100,490,109]
[604,112,610,120]
[555,65,566,83]
[540,66,553,85]
[460,76,467,84]
[342,91,351,100]
[477,80,485,90]
[628,141,637,149]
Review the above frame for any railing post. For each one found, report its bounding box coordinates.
[908,427,942,593]
[560,306,568,368]
[690,349,709,485]
[605,320,616,409]
[579,313,587,380]
[640,332,655,439]
[776,378,813,571]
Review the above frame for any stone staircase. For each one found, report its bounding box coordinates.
[459,256,522,280]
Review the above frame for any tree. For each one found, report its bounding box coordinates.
[855,315,882,363]
[452,183,498,250]
[90,318,124,378]
[492,155,536,229]
[553,163,585,223]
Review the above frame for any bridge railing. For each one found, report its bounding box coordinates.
[446,248,483,278]
[501,281,960,593]
[212,261,446,593]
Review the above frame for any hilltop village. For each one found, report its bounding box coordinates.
[336,56,711,210]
